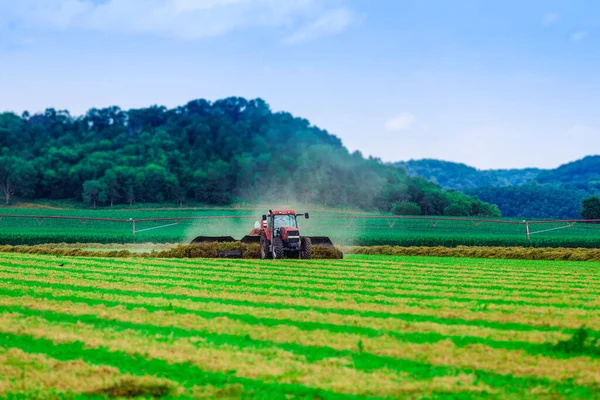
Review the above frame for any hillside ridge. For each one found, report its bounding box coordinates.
[396,156,600,218]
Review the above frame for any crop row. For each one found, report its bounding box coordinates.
[1,255,597,302]
[3,249,600,286]
[5,251,594,290]
[1,253,600,398]
[0,256,598,331]
[2,208,600,247]
[4,240,600,263]
[3,250,598,285]
[2,230,600,248]
[2,302,599,388]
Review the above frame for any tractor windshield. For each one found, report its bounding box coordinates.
[273,215,297,229]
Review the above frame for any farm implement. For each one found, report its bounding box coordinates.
[191,210,339,259]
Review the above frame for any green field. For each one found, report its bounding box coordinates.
[1,207,600,248]
[0,253,598,398]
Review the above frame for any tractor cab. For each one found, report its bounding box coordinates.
[267,210,302,237]
[272,214,297,230]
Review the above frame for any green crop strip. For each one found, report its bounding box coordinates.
[1,253,598,398]
[0,283,593,340]
[0,332,383,400]
[3,255,596,295]
[4,273,597,324]
[0,328,595,399]
[0,262,596,312]
[2,303,598,363]
[1,262,597,311]
[8,251,600,281]
[33,257,600,297]
[0,278,593,335]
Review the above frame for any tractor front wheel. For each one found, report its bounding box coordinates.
[260,233,272,259]
[272,237,284,259]
[300,237,313,260]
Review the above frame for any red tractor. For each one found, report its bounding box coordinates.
[257,210,312,259]
[191,209,338,259]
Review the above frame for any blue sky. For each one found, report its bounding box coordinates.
[0,0,598,169]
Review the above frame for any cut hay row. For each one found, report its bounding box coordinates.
[3,252,597,290]
[5,248,600,288]
[1,259,595,310]
[2,307,600,391]
[351,245,600,262]
[0,257,597,309]
[1,260,596,303]
[0,347,177,398]
[0,265,598,331]
[1,252,598,292]
[1,268,598,320]
[0,265,597,309]
[7,241,600,262]
[3,281,597,340]
[1,253,599,398]
[4,247,600,284]
[0,295,572,345]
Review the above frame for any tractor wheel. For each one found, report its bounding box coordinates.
[260,233,272,259]
[300,237,313,260]
[272,237,284,259]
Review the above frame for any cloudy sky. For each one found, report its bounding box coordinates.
[1,0,599,169]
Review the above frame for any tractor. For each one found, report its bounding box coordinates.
[190,209,338,259]
[258,210,312,259]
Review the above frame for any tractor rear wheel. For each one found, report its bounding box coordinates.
[260,233,272,259]
[300,237,313,260]
[272,237,284,259]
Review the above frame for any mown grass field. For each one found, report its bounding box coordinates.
[0,253,598,398]
[2,207,600,247]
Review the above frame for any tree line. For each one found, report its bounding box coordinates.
[0,97,499,216]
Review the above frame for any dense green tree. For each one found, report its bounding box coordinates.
[82,180,107,208]
[102,170,121,207]
[0,98,496,215]
[391,201,421,215]
[444,203,469,216]
[470,184,588,219]
[0,156,36,204]
[580,196,600,220]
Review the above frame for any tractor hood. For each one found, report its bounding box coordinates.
[280,226,300,241]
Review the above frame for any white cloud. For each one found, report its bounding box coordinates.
[385,112,417,131]
[282,8,356,44]
[571,30,588,42]
[0,0,356,41]
[541,13,560,26]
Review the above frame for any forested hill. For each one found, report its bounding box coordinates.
[0,97,498,216]
[396,157,600,219]
[396,159,543,190]
[536,156,600,190]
